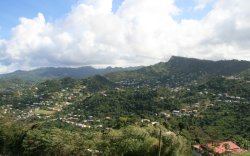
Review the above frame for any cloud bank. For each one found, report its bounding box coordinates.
[0,0,250,73]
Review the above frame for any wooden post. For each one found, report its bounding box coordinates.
[158,127,162,156]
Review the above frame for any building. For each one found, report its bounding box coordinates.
[192,141,248,156]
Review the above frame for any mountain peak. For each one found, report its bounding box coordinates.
[169,55,184,60]
[168,56,206,63]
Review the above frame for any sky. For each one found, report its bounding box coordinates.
[0,0,250,73]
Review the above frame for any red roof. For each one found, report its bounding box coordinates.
[193,141,247,155]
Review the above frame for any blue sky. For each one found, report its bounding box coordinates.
[0,0,74,38]
[174,0,214,21]
[0,0,124,38]
[0,0,213,38]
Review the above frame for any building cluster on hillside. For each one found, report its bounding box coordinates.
[115,75,196,88]
[58,115,113,129]
[0,84,90,120]
[159,102,205,119]
[218,93,249,104]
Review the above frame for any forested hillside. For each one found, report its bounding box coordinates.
[107,56,250,87]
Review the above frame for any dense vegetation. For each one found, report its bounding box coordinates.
[0,116,192,156]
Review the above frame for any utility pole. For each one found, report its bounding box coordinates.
[158,127,162,156]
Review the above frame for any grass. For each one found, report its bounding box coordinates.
[33,109,55,115]
[237,152,250,156]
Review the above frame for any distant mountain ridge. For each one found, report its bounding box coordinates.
[0,66,142,82]
[106,56,250,86]
[2,56,250,86]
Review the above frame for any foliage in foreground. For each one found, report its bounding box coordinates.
[0,118,192,156]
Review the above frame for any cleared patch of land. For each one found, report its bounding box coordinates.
[33,109,55,115]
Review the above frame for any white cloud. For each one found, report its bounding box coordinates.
[0,0,250,73]
[197,0,250,60]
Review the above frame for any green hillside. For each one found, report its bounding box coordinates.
[0,56,250,155]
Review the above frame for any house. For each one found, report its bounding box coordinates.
[194,103,200,108]
[48,107,62,112]
[181,109,187,113]
[207,104,214,107]
[192,110,198,113]
[192,141,248,156]
[151,122,159,126]
[160,112,171,119]
[172,110,180,114]
[141,119,150,123]
[105,116,111,120]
